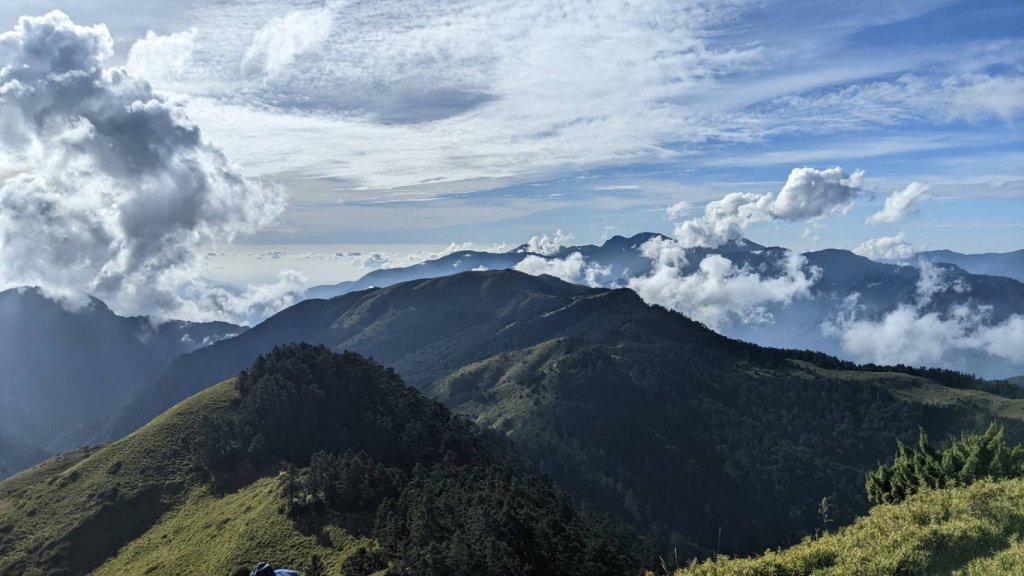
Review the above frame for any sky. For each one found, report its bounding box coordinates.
[0,0,1022,322]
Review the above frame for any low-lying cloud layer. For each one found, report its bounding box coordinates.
[0,12,292,324]
[821,261,1023,368]
[514,252,610,287]
[628,238,819,329]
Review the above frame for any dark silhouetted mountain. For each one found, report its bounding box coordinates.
[0,287,242,461]
[918,248,1024,282]
[104,270,1024,555]
[0,345,637,575]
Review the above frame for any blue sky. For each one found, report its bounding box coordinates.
[0,0,1021,290]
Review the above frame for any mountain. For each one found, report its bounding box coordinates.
[302,234,1024,378]
[0,287,242,462]
[0,430,48,480]
[0,345,636,575]
[676,477,1024,575]
[918,248,1024,282]
[104,270,1024,555]
[305,232,668,299]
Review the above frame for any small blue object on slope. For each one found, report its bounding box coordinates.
[250,562,302,576]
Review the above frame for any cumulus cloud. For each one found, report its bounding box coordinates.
[866,181,929,224]
[523,229,574,256]
[823,264,1021,368]
[514,252,610,287]
[0,12,288,324]
[853,232,915,261]
[628,238,819,329]
[666,200,691,220]
[242,7,334,78]
[675,167,864,248]
[126,27,197,82]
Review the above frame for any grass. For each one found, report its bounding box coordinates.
[94,476,369,575]
[0,380,239,574]
[0,378,369,575]
[673,478,1024,576]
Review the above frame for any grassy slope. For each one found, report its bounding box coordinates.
[0,379,366,575]
[675,478,1024,576]
[94,477,367,576]
[0,380,237,574]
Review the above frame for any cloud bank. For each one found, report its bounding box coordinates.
[823,263,1023,368]
[627,236,819,329]
[514,252,610,287]
[674,167,864,248]
[0,12,290,324]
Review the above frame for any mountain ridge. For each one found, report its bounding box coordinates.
[101,269,1024,554]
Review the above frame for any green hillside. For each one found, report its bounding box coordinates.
[436,339,1024,556]
[673,478,1024,576]
[105,271,1024,556]
[0,344,636,576]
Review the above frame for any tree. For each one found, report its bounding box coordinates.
[866,424,1024,505]
[818,497,833,532]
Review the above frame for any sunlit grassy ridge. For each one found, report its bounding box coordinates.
[94,477,367,575]
[0,379,240,575]
[673,478,1024,576]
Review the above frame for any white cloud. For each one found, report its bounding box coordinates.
[666,200,692,220]
[866,181,929,224]
[852,232,914,261]
[150,0,767,196]
[822,263,1020,368]
[823,300,1024,367]
[771,166,865,220]
[674,167,864,248]
[762,70,1024,133]
[126,27,197,82]
[914,260,968,307]
[524,229,574,256]
[514,252,610,287]
[241,7,334,78]
[0,12,286,324]
[628,243,819,329]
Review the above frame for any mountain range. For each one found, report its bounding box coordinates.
[96,270,1024,555]
[0,287,242,476]
[308,233,1024,379]
[918,248,1024,282]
